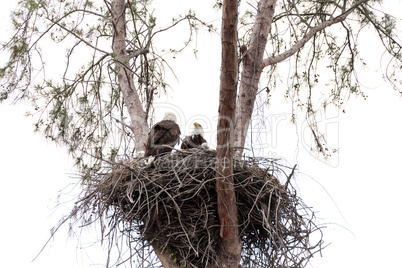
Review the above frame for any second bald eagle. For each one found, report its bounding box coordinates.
[145,112,181,157]
[181,122,208,149]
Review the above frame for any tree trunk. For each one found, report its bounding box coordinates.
[111,1,178,266]
[111,0,148,155]
[216,0,242,267]
[152,242,180,268]
[233,0,277,156]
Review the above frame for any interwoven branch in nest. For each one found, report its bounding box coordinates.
[70,150,323,267]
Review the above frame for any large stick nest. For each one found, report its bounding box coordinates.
[71,150,323,267]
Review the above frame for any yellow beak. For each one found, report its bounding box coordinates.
[193,122,200,127]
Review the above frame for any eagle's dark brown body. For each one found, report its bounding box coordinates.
[145,119,180,156]
[181,134,207,149]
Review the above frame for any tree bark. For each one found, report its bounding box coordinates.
[216,0,242,267]
[152,242,180,268]
[111,0,148,155]
[233,0,277,156]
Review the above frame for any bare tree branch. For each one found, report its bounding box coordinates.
[261,0,370,68]
[110,0,148,153]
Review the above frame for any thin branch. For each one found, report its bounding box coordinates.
[261,0,370,68]
[357,5,402,52]
[46,17,110,55]
[285,164,297,190]
[127,47,150,59]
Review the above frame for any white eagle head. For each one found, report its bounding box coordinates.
[163,112,177,123]
[192,122,204,137]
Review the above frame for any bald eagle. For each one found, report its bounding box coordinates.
[145,112,181,157]
[181,122,208,149]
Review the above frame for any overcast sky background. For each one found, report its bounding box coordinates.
[1,1,402,267]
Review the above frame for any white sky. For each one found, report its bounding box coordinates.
[1,1,402,267]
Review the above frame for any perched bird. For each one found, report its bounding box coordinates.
[181,122,208,149]
[145,112,181,157]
